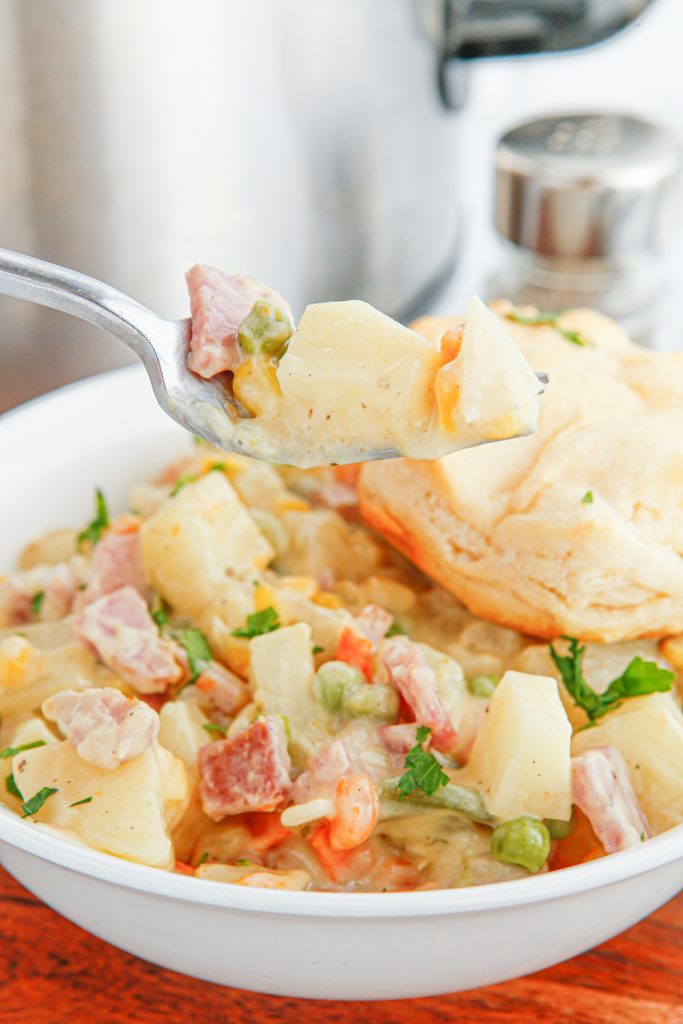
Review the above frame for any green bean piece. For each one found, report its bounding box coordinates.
[467,674,500,699]
[379,777,496,825]
[344,683,399,721]
[544,812,575,840]
[237,300,293,360]
[490,817,550,872]
[313,661,364,714]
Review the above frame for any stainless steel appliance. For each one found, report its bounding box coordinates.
[0,0,655,409]
[489,112,681,346]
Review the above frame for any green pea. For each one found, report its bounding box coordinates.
[313,661,364,713]
[237,300,293,360]
[544,812,575,840]
[344,683,399,722]
[490,817,550,873]
[467,674,500,699]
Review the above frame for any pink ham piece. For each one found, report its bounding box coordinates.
[195,660,250,715]
[42,687,159,770]
[75,525,148,610]
[74,585,183,694]
[355,604,393,646]
[571,746,650,853]
[186,263,292,379]
[0,581,31,625]
[0,563,82,626]
[382,639,458,754]
[198,716,292,821]
[43,563,81,619]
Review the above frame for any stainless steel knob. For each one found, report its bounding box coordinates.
[494,113,681,268]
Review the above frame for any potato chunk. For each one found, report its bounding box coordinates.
[13,740,189,868]
[158,700,211,770]
[250,623,333,764]
[140,474,273,617]
[460,670,572,821]
[0,716,58,812]
[572,693,683,834]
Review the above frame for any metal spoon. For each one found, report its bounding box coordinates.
[0,247,548,462]
[0,247,259,445]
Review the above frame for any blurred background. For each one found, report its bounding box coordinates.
[0,0,681,413]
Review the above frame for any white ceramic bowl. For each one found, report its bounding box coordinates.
[1,367,682,1000]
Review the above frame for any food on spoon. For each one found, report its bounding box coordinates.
[359,303,683,642]
[186,266,544,466]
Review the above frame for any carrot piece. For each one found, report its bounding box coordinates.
[549,807,607,870]
[309,822,356,883]
[336,627,373,681]
[333,464,361,488]
[245,811,291,852]
[174,860,195,876]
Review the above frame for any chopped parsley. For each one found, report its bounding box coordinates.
[506,309,592,348]
[21,786,58,818]
[176,627,212,683]
[171,463,226,497]
[70,796,93,807]
[77,488,110,548]
[550,636,674,725]
[232,606,281,639]
[170,473,196,496]
[312,645,324,655]
[386,620,407,637]
[581,491,594,504]
[202,722,228,736]
[235,858,252,866]
[5,773,22,799]
[397,726,449,798]
[30,591,45,617]
[197,851,209,866]
[0,740,47,760]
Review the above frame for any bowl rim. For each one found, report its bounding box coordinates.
[1,805,681,918]
[1,368,682,919]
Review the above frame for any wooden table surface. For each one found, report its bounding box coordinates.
[0,867,680,1024]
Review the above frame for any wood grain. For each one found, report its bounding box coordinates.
[0,867,680,1024]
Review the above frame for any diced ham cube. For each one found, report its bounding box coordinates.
[75,523,148,610]
[196,661,250,715]
[571,746,650,853]
[382,639,458,754]
[198,716,292,821]
[43,563,81,619]
[42,687,159,770]
[186,263,292,379]
[74,586,183,694]
[0,562,82,626]
[354,604,393,646]
[0,580,31,626]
